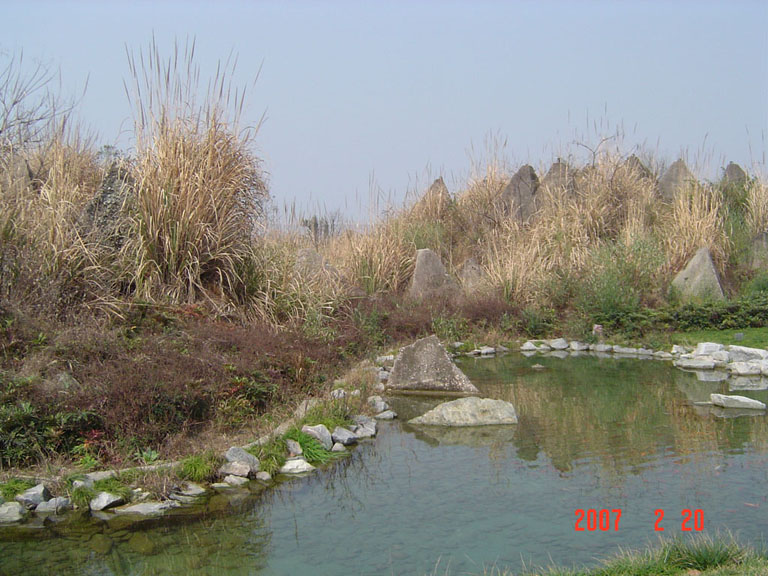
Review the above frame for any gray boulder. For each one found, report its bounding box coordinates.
[90,492,125,511]
[367,396,389,413]
[224,475,249,487]
[286,439,303,456]
[671,247,725,302]
[674,358,716,370]
[224,446,260,477]
[34,497,72,515]
[694,342,724,356]
[409,397,518,426]
[710,393,766,410]
[387,335,479,394]
[619,154,653,181]
[256,471,272,483]
[408,248,458,300]
[375,410,397,420]
[331,427,358,446]
[728,345,768,362]
[499,164,539,222]
[723,162,747,185]
[15,483,51,509]
[659,159,696,201]
[302,424,333,450]
[412,177,453,220]
[218,461,251,478]
[0,502,27,523]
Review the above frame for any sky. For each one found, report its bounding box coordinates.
[1,0,767,222]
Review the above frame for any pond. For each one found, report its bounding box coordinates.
[1,354,767,575]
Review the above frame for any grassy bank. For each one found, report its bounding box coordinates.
[2,43,768,479]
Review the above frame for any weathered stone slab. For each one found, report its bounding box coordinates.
[694,342,724,356]
[671,247,725,302]
[408,249,458,300]
[409,397,518,426]
[302,424,333,450]
[710,393,766,410]
[549,338,569,350]
[728,362,763,376]
[659,159,696,201]
[457,258,489,293]
[387,335,478,394]
[218,461,250,479]
[499,164,539,222]
[728,345,768,362]
[675,358,716,370]
[331,427,358,446]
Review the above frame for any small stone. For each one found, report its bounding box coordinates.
[302,424,333,450]
[84,470,115,483]
[331,443,347,452]
[478,346,495,356]
[376,355,395,366]
[255,471,272,483]
[332,427,359,446]
[569,341,589,351]
[72,478,93,490]
[279,458,316,474]
[210,483,231,491]
[378,370,389,382]
[90,492,125,511]
[179,482,206,497]
[695,342,724,356]
[115,501,180,515]
[613,346,639,355]
[367,395,389,413]
[521,341,538,351]
[286,439,303,456]
[330,388,346,399]
[375,410,397,420]
[531,364,546,370]
[671,345,689,355]
[590,344,613,353]
[224,475,249,487]
[15,483,51,509]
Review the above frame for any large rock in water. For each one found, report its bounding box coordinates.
[409,397,518,426]
[659,159,696,201]
[387,335,478,394]
[499,164,539,222]
[408,249,458,300]
[671,247,725,302]
[710,393,766,410]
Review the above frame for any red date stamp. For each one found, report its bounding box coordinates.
[575,509,704,532]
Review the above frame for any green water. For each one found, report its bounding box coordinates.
[2,354,767,576]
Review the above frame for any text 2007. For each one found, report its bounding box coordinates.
[574,509,705,532]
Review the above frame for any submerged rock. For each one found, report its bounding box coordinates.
[387,335,478,394]
[409,397,518,426]
[115,501,180,516]
[710,393,766,410]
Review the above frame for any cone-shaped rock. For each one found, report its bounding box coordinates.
[499,165,539,222]
[539,160,575,195]
[620,154,654,181]
[723,162,747,185]
[659,159,696,201]
[387,335,479,394]
[412,177,452,220]
[408,248,458,300]
[671,247,725,302]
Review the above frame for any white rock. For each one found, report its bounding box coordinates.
[330,388,346,399]
[409,397,518,426]
[218,461,251,478]
[479,346,496,356]
[653,351,674,359]
[675,358,716,370]
[378,370,389,382]
[224,446,260,476]
[712,350,731,363]
[285,439,303,456]
[728,345,768,362]
[376,354,395,365]
[671,345,689,355]
[637,348,655,356]
[279,458,316,474]
[590,344,613,353]
[549,338,569,350]
[367,395,389,413]
[331,443,347,452]
[256,471,272,483]
[710,393,766,410]
[613,346,639,355]
[375,410,397,420]
[569,341,589,351]
[728,361,763,376]
[695,342,724,356]
[302,424,333,450]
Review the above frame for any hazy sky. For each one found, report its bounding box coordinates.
[2,1,767,220]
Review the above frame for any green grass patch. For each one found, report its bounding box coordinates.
[92,476,134,501]
[299,400,353,432]
[0,478,35,500]
[669,327,768,350]
[177,451,221,483]
[70,485,96,509]
[283,428,339,466]
[247,439,286,476]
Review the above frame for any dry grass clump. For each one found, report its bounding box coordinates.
[745,177,768,237]
[123,39,268,304]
